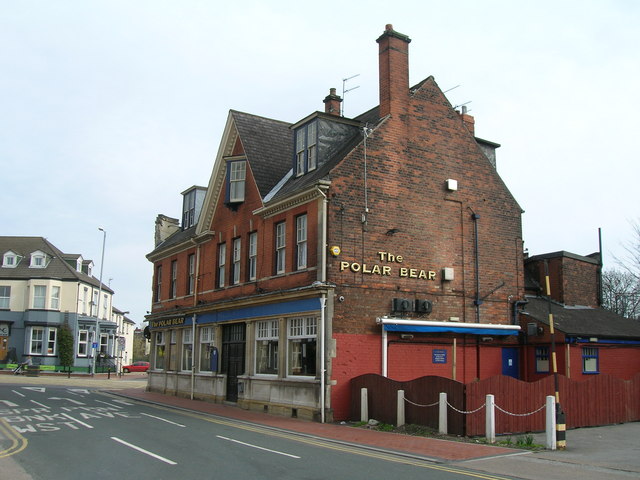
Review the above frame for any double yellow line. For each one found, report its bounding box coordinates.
[0,418,28,458]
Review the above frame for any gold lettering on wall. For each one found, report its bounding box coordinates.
[340,251,436,281]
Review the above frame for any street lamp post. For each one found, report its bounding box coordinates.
[92,227,106,376]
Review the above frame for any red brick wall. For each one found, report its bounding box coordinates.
[331,332,517,420]
[561,257,599,307]
[525,255,599,307]
[325,76,524,329]
[151,146,322,314]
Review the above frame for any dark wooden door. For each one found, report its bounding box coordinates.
[222,323,245,402]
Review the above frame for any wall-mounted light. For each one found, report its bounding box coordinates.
[446,179,458,191]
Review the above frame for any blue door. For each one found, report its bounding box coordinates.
[502,347,519,379]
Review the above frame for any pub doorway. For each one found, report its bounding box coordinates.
[221,323,246,402]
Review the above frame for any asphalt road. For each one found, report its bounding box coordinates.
[0,383,519,480]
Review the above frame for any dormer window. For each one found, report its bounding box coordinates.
[2,251,19,268]
[226,159,246,204]
[30,250,48,268]
[76,256,83,272]
[294,120,318,176]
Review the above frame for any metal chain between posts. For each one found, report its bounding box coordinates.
[446,401,486,415]
[401,394,439,408]
[402,394,547,417]
[494,403,546,417]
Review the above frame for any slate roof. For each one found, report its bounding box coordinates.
[231,110,293,197]
[151,225,197,252]
[0,236,113,293]
[523,296,640,340]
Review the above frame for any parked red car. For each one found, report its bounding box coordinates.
[122,361,150,373]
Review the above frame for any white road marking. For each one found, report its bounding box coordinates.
[60,413,94,429]
[11,390,26,397]
[111,399,134,406]
[29,400,49,409]
[216,435,301,459]
[22,387,46,393]
[67,389,90,396]
[48,397,85,405]
[95,400,123,409]
[141,413,186,427]
[111,437,177,465]
[0,400,19,407]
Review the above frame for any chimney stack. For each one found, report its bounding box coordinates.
[323,88,342,116]
[376,24,411,118]
[459,105,475,136]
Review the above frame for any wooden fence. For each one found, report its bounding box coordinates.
[350,373,640,436]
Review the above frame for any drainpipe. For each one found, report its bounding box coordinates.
[318,186,328,423]
[381,327,388,377]
[319,296,326,423]
[190,242,202,400]
[471,212,481,322]
[512,300,528,325]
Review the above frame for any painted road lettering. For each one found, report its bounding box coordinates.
[1,390,141,435]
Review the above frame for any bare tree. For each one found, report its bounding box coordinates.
[601,269,640,319]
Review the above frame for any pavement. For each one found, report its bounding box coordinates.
[1,371,639,479]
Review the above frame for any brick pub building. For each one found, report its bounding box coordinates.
[145,25,538,422]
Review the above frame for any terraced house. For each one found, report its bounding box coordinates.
[0,236,132,372]
[145,25,531,422]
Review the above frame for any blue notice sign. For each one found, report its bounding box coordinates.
[92,342,98,349]
[432,349,447,364]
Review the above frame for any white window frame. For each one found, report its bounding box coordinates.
[187,254,195,295]
[29,326,57,356]
[287,316,317,377]
[182,328,193,371]
[33,285,46,309]
[199,326,215,372]
[255,320,279,375]
[170,260,177,299]
[51,286,61,310]
[155,331,166,370]
[229,160,246,202]
[218,243,226,288]
[296,214,307,270]
[30,251,47,268]
[2,252,18,268]
[155,265,162,302]
[232,238,241,285]
[248,232,257,281]
[582,346,599,374]
[307,122,317,170]
[0,286,10,309]
[275,222,286,274]
[296,129,305,176]
[78,329,89,356]
[29,327,45,355]
[99,333,108,355]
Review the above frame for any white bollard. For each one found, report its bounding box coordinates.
[486,394,495,444]
[439,392,448,434]
[361,387,368,423]
[397,390,405,427]
[546,395,557,450]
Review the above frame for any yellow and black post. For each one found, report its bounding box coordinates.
[545,260,566,449]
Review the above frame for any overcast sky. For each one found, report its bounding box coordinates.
[2,1,638,326]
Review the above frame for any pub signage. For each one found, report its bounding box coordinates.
[340,251,437,281]
[149,317,186,329]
